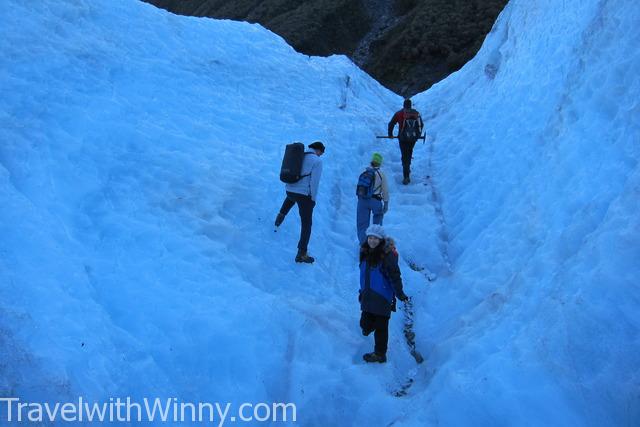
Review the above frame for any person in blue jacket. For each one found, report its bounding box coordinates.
[359,224,409,363]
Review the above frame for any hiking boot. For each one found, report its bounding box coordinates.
[402,177,410,185]
[274,212,285,227]
[363,352,386,363]
[295,252,315,263]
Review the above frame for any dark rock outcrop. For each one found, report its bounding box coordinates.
[143,0,507,96]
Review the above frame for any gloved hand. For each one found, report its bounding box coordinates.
[398,293,409,302]
[383,201,389,214]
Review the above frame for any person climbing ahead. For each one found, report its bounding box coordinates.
[356,153,389,244]
[358,225,409,363]
[388,98,423,184]
[275,141,325,263]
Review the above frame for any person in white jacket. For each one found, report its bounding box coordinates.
[275,141,325,263]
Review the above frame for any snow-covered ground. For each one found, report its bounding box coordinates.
[0,0,638,425]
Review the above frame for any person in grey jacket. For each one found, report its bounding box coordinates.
[274,141,325,263]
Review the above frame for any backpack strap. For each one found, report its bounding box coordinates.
[299,152,313,179]
[373,168,383,195]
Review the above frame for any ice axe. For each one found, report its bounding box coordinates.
[376,134,427,142]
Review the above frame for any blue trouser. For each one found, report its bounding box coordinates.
[357,197,384,244]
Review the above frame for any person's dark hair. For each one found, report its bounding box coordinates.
[308,141,325,153]
[359,240,385,267]
[403,99,412,109]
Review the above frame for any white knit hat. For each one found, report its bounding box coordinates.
[366,224,385,239]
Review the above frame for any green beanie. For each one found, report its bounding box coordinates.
[371,152,383,166]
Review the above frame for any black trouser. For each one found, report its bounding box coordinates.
[360,311,390,355]
[279,191,315,253]
[399,138,417,179]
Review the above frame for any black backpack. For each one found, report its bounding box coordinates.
[400,110,421,141]
[279,142,310,183]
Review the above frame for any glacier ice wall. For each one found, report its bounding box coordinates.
[411,0,640,424]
